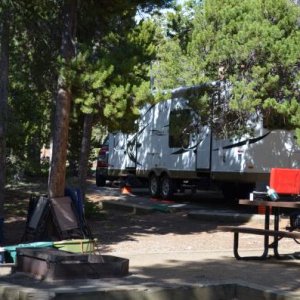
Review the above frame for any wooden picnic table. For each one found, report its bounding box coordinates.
[219,199,300,260]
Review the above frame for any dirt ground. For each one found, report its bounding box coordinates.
[88,202,299,258]
[4,179,300,298]
[3,182,229,252]
[3,179,298,256]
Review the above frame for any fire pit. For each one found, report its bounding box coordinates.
[16,247,129,280]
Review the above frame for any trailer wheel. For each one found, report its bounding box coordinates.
[149,174,160,198]
[160,175,174,199]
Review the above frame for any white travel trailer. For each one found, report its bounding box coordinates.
[107,83,300,199]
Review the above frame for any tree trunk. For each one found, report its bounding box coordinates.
[0,7,10,242]
[48,0,77,198]
[78,114,94,200]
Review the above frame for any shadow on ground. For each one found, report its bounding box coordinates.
[2,256,300,297]
[3,180,258,249]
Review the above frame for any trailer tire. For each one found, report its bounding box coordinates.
[160,175,174,199]
[149,174,160,198]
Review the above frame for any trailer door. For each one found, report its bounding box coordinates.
[169,106,211,171]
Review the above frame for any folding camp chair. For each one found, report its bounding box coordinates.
[22,196,51,242]
[49,196,86,240]
[65,187,93,239]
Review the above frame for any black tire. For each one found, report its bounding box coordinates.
[96,174,106,187]
[149,174,160,198]
[160,175,174,199]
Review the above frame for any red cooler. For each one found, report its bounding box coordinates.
[270,168,300,195]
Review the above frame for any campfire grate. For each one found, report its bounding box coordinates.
[16,247,129,281]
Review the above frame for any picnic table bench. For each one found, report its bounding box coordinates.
[220,168,300,260]
[219,225,300,260]
[219,199,300,260]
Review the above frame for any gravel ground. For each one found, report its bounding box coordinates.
[4,181,300,257]
[3,182,300,297]
[85,185,300,258]
[84,188,300,296]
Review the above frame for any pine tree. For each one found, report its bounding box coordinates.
[154,0,300,140]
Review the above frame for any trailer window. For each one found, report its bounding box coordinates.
[169,109,194,148]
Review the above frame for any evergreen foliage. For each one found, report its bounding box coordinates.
[153,0,300,140]
[70,17,162,134]
[0,0,171,178]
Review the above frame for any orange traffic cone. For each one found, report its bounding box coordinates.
[121,185,132,195]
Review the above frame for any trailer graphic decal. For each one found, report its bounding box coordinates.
[212,131,271,151]
[126,124,150,166]
[171,141,202,155]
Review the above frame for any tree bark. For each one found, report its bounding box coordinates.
[48,0,77,198]
[78,114,94,200]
